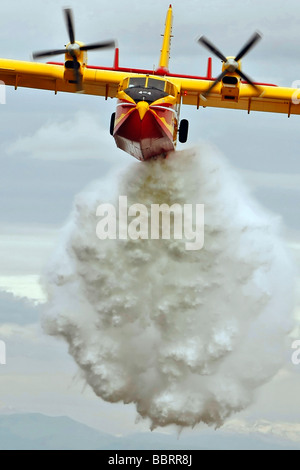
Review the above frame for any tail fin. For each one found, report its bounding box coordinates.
[157,5,173,74]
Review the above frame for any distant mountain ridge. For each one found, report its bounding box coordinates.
[0,413,115,450]
[0,413,299,450]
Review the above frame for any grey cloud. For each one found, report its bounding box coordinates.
[0,291,40,325]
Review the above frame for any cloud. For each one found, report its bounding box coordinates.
[7,112,120,163]
[235,170,300,231]
[0,291,41,324]
[0,224,57,276]
[0,224,57,304]
[0,276,46,304]
[224,418,300,445]
[241,170,300,192]
[0,323,39,341]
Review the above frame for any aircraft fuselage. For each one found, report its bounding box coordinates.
[113,75,179,161]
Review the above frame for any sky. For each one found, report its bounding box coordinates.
[1,0,300,447]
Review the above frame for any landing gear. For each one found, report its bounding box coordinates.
[178,119,189,143]
[110,112,115,136]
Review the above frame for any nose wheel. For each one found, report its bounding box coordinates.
[178,119,189,143]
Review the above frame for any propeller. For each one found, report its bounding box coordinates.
[198,32,262,99]
[33,9,115,90]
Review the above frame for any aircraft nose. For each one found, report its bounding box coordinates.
[136,101,149,120]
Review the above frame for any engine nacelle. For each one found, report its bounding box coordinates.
[63,41,87,84]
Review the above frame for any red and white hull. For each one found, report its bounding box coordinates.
[113,100,176,161]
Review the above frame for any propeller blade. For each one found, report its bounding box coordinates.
[235,32,261,62]
[198,36,227,62]
[33,48,67,59]
[33,8,116,66]
[236,69,260,93]
[80,40,115,51]
[72,56,82,91]
[64,8,75,44]
[201,70,228,99]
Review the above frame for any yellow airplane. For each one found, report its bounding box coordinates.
[0,5,299,161]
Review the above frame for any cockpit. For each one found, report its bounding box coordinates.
[123,77,176,104]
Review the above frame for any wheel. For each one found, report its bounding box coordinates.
[179,119,189,143]
[110,112,115,136]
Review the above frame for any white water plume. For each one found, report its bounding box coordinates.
[43,145,295,429]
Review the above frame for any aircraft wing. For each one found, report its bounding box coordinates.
[0,58,128,98]
[176,77,300,117]
[1,57,300,117]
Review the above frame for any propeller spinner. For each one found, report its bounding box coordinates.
[198,32,262,99]
[33,9,115,90]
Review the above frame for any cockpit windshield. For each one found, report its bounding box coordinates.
[147,78,165,91]
[124,77,175,104]
[127,77,146,88]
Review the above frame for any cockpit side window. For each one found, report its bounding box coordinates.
[165,82,176,97]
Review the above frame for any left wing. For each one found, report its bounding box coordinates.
[0,58,128,98]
